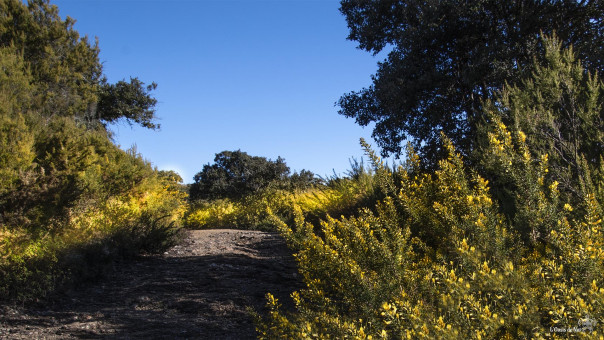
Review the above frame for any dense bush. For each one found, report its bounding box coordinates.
[185,162,375,231]
[0,1,186,303]
[257,134,602,339]
[0,145,186,301]
[256,40,603,339]
[186,186,363,231]
[0,171,186,301]
[478,37,604,213]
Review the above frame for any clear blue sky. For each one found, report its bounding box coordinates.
[53,0,389,183]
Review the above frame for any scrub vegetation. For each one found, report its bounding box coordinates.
[186,153,375,231]
[253,38,604,339]
[188,41,604,338]
[0,0,186,303]
[1,0,603,338]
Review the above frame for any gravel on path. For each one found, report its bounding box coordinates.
[0,229,302,339]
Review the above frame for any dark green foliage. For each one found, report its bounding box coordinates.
[109,213,182,256]
[0,0,185,303]
[190,150,320,201]
[338,0,604,166]
[190,150,287,201]
[289,169,324,190]
[0,0,159,130]
[0,0,101,116]
[97,77,159,129]
[478,36,604,226]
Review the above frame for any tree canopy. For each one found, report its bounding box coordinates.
[0,0,160,130]
[0,0,168,228]
[338,0,604,166]
[97,77,159,129]
[190,151,290,201]
[190,151,320,201]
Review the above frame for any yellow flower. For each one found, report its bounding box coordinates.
[549,181,559,191]
[518,131,526,143]
[523,150,530,160]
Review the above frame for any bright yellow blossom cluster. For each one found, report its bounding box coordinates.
[1,170,186,301]
[257,127,603,339]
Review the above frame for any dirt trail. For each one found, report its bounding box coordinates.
[0,229,302,339]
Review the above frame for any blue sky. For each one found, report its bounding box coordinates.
[53,0,389,183]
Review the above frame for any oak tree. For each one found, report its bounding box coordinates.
[338,0,604,166]
[190,151,290,201]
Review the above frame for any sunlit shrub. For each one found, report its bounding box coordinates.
[257,132,603,339]
[256,38,603,339]
[186,199,237,229]
[185,190,295,230]
[0,149,186,302]
[185,156,377,231]
[0,5,187,303]
[185,172,376,232]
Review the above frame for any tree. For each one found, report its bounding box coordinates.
[190,151,291,201]
[0,0,162,228]
[96,77,159,129]
[0,47,35,196]
[0,0,101,117]
[289,169,324,190]
[478,36,604,212]
[0,0,159,130]
[338,0,604,166]
[158,170,183,185]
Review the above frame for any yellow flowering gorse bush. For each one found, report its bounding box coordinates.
[257,128,603,339]
[186,174,375,231]
[0,163,186,302]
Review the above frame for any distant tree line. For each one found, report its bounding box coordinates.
[189,150,322,201]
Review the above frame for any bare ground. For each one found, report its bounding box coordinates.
[0,229,302,339]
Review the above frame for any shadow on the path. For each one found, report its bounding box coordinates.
[0,232,302,340]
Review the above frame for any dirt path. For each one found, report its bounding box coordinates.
[0,229,302,339]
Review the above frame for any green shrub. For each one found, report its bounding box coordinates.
[256,37,603,339]
[257,133,603,339]
[477,35,604,220]
[0,172,186,302]
[185,170,376,232]
[0,0,185,304]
